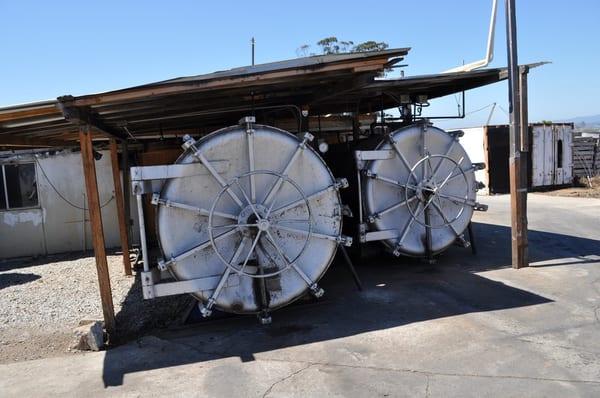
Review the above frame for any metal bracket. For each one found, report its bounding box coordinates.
[239,116,256,126]
[473,162,486,171]
[354,149,395,169]
[364,229,400,242]
[130,162,230,195]
[476,181,486,190]
[358,223,367,243]
[448,130,465,138]
[334,178,349,190]
[341,204,353,217]
[337,235,353,247]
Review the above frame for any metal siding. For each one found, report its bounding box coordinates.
[0,150,140,259]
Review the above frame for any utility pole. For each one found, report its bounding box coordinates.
[251,37,255,66]
[505,0,528,269]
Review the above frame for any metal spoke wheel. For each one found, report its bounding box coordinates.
[207,170,313,279]
[362,123,478,257]
[155,121,344,316]
[404,154,471,229]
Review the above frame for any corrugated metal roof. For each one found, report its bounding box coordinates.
[0,47,542,148]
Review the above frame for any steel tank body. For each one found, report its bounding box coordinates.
[156,124,344,315]
[328,123,479,257]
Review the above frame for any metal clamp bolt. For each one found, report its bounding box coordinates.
[157,259,169,271]
[367,213,380,224]
[310,284,325,298]
[457,234,471,248]
[392,243,403,257]
[337,235,353,247]
[181,134,196,150]
[199,299,215,317]
[363,170,376,178]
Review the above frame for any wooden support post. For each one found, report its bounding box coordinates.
[506,0,528,269]
[109,138,132,276]
[79,126,116,334]
[121,140,132,243]
[352,112,360,142]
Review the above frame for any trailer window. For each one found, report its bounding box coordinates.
[557,139,563,168]
[1,163,39,210]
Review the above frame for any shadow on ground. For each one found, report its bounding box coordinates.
[0,272,40,289]
[102,221,600,386]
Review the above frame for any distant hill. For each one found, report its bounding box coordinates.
[563,114,600,128]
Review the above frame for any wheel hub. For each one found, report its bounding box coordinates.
[257,219,270,231]
[416,179,437,202]
[237,204,268,236]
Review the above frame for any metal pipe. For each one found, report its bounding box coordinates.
[506,0,521,159]
[136,193,150,272]
[445,0,498,73]
[1,165,9,209]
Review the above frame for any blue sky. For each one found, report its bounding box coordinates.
[1,1,598,128]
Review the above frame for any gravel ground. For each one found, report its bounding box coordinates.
[0,252,192,363]
[537,176,600,198]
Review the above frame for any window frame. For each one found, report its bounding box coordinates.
[0,162,41,212]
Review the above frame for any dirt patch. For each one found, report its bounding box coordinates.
[536,176,600,198]
[0,252,192,363]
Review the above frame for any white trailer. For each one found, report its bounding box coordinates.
[460,123,573,194]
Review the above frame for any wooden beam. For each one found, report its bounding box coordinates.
[0,136,69,147]
[0,105,60,122]
[109,139,132,276]
[121,140,132,245]
[79,126,116,335]
[58,101,128,140]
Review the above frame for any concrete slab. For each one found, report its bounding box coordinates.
[1,194,599,397]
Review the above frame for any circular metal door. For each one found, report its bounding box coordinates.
[156,124,343,314]
[363,124,477,256]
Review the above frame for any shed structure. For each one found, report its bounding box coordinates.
[0,49,535,337]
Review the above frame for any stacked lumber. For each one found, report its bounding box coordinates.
[573,133,599,177]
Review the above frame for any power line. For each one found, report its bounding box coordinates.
[465,103,496,116]
[35,158,114,210]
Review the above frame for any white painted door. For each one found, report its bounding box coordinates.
[532,125,554,187]
[543,126,554,185]
[531,126,544,187]
[554,125,573,185]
